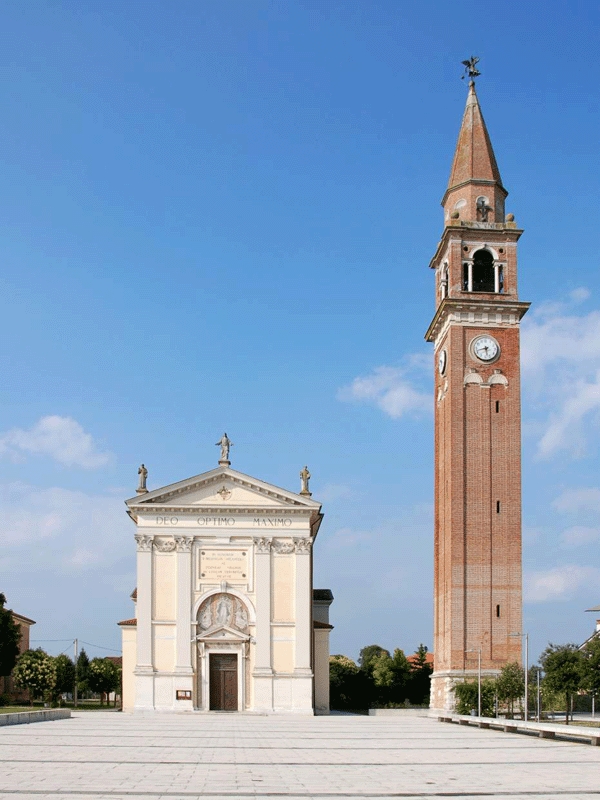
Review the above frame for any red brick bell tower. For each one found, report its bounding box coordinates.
[425,79,530,711]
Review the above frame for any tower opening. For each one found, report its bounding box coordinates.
[472,249,495,292]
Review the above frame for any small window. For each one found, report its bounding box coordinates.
[463,263,469,291]
[496,501,501,514]
[495,401,500,413]
[496,604,501,618]
[498,265,504,293]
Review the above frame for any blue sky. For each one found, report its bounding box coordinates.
[1,0,600,664]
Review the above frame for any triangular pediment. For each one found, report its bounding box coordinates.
[197,625,250,642]
[126,466,321,514]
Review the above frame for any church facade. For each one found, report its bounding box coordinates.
[119,452,333,714]
[426,80,529,710]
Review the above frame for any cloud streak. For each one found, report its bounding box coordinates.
[0,416,112,468]
[525,564,600,603]
[521,296,600,459]
[338,359,430,419]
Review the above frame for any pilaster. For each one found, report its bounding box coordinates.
[134,534,153,671]
[175,536,194,673]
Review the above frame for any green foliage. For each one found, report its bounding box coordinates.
[453,679,495,717]
[12,649,56,703]
[406,644,433,706]
[53,654,76,701]
[580,636,600,697]
[329,654,370,710]
[0,593,21,678]
[371,651,394,688]
[496,662,525,716]
[358,645,390,672]
[540,643,583,723]
[88,658,121,705]
[76,649,90,696]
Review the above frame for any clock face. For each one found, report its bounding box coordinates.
[438,349,447,375]
[472,335,499,362]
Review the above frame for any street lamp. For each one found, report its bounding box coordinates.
[509,632,529,722]
[466,648,482,718]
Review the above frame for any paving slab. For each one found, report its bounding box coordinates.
[0,711,599,800]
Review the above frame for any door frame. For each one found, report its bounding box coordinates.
[197,642,245,711]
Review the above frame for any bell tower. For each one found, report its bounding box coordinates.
[425,78,530,711]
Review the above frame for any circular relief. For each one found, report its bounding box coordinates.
[471,335,500,363]
[438,349,447,376]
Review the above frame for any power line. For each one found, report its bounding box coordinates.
[80,640,121,653]
[31,639,74,643]
[31,638,121,654]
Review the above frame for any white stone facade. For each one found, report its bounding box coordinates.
[119,465,332,714]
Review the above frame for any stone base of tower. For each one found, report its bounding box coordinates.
[430,669,501,713]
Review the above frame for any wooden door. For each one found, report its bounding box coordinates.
[209,653,238,711]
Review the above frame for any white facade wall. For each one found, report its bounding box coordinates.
[119,465,331,714]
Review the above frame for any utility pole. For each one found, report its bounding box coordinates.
[74,638,78,709]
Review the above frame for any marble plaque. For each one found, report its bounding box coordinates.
[199,549,247,582]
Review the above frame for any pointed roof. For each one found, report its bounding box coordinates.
[446,82,504,193]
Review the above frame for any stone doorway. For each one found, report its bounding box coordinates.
[209,653,238,711]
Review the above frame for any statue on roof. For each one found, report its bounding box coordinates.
[461,56,481,82]
[216,433,233,463]
[299,465,311,496]
[136,464,148,494]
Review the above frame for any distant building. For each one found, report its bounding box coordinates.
[1,610,35,701]
[579,604,600,650]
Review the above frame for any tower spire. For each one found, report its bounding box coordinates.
[442,77,507,224]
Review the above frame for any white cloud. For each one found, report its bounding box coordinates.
[0,415,112,469]
[570,287,591,303]
[1,482,131,572]
[521,298,600,459]
[524,564,600,603]
[338,363,430,419]
[553,487,600,514]
[560,526,600,548]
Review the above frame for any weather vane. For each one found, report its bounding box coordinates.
[461,56,481,82]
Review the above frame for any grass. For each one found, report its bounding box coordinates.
[0,706,31,714]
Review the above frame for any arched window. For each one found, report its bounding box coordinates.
[472,249,495,292]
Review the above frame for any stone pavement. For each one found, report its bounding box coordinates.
[1,710,599,800]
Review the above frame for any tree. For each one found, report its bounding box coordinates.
[0,593,21,680]
[540,643,583,724]
[76,648,90,697]
[580,636,600,699]
[496,662,525,718]
[358,645,390,673]
[52,654,76,704]
[329,655,370,710]
[453,679,495,717]
[88,658,120,706]
[12,649,56,705]
[406,644,433,706]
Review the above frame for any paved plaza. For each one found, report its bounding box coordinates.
[1,711,600,800]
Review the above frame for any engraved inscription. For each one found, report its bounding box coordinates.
[199,549,247,582]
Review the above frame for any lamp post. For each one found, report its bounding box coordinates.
[509,632,529,722]
[466,648,482,718]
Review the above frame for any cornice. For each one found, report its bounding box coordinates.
[429,223,523,270]
[131,506,313,515]
[425,297,530,344]
[441,178,507,207]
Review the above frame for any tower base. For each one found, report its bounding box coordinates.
[430,669,501,713]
